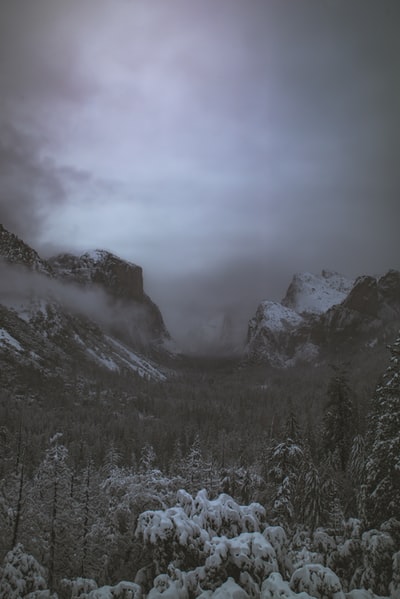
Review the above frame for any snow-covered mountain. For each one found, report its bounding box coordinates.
[0,225,172,399]
[281,270,354,314]
[245,270,400,367]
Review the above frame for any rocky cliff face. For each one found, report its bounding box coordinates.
[245,270,400,367]
[48,250,144,301]
[0,225,172,399]
[48,250,169,346]
[0,224,51,274]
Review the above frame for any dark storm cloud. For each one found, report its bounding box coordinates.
[0,0,399,347]
[0,123,103,246]
[0,124,66,241]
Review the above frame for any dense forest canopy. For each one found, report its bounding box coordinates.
[0,335,399,598]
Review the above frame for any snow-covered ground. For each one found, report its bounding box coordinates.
[0,327,23,352]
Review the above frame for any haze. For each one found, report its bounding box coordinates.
[0,0,399,346]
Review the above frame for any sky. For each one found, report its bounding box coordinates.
[0,0,399,348]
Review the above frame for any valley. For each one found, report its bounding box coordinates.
[0,224,399,598]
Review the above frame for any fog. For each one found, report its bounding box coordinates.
[0,262,157,348]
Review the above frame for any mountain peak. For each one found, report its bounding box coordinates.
[49,250,144,302]
[0,224,51,274]
[281,270,354,315]
[246,269,400,368]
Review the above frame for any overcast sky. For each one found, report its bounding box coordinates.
[0,0,399,345]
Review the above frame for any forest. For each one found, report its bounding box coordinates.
[0,335,399,598]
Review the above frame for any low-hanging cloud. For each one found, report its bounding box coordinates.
[0,261,157,348]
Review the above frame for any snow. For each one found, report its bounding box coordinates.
[290,564,345,599]
[207,532,278,580]
[86,348,119,371]
[82,249,139,269]
[84,580,141,598]
[106,336,167,381]
[257,301,303,332]
[261,572,314,599]
[198,577,250,598]
[282,271,354,315]
[0,328,23,351]
[147,574,188,598]
[82,249,108,263]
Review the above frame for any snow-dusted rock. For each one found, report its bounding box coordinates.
[282,271,354,315]
[245,301,306,367]
[245,268,400,367]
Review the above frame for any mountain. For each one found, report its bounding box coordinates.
[0,224,51,274]
[245,269,400,367]
[0,225,171,400]
[48,249,169,348]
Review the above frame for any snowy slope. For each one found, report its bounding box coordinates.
[0,296,167,384]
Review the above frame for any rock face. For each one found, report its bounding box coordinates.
[48,250,169,345]
[245,270,400,367]
[0,224,172,398]
[48,250,144,302]
[281,270,353,315]
[0,224,51,274]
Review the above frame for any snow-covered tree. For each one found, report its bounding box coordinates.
[0,543,55,598]
[269,438,303,529]
[181,435,215,495]
[139,442,157,473]
[135,489,268,593]
[302,463,325,532]
[364,335,400,526]
[290,563,345,599]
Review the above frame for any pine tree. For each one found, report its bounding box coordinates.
[74,460,107,580]
[269,437,303,529]
[302,462,324,532]
[27,433,75,591]
[322,365,354,472]
[364,334,400,526]
[0,544,54,598]
[182,434,211,494]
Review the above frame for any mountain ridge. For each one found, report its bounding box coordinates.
[245,269,400,367]
[0,224,172,399]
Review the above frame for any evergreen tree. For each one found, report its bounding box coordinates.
[322,365,354,471]
[364,334,400,526]
[27,433,75,591]
[74,459,107,581]
[139,443,157,473]
[348,434,366,517]
[182,434,211,494]
[302,462,324,532]
[0,544,54,598]
[269,437,303,529]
